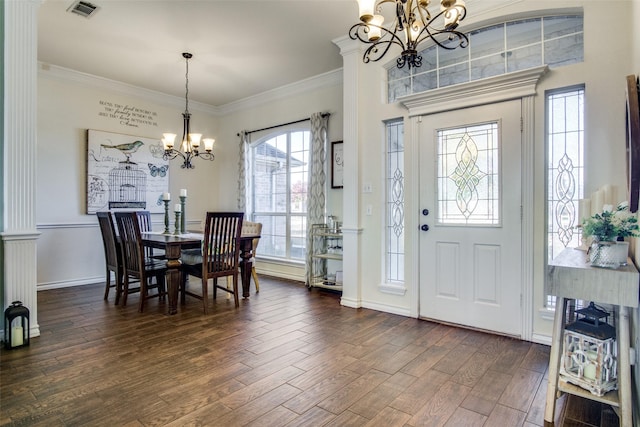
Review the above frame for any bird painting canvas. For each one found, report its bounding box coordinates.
[87,129,169,214]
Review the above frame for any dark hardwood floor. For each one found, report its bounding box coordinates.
[1,276,618,426]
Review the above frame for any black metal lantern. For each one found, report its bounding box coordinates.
[4,301,30,349]
[560,302,617,396]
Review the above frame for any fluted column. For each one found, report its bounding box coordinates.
[2,0,41,337]
[332,36,362,308]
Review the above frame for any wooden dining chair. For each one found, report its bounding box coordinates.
[114,211,168,312]
[226,220,262,293]
[136,210,165,259]
[97,211,123,304]
[181,212,244,314]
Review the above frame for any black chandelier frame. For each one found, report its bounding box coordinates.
[162,52,215,169]
[349,0,469,69]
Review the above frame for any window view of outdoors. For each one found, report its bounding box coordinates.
[252,131,310,260]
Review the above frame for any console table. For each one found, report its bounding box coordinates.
[545,248,639,426]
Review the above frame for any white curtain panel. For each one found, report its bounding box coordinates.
[237,131,250,212]
[306,113,329,285]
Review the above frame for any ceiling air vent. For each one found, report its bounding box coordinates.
[67,1,99,18]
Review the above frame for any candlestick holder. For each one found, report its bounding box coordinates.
[180,195,186,233]
[163,200,170,234]
[174,211,182,235]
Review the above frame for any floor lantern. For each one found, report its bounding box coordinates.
[560,302,617,396]
[4,301,30,349]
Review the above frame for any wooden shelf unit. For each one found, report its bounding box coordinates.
[545,248,639,426]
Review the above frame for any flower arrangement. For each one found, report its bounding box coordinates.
[581,202,640,242]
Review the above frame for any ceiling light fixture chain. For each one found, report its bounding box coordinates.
[162,52,215,169]
[349,0,468,69]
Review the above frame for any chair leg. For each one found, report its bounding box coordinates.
[232,274,240,308]
[202,277,209,315]
[114,270,123,305]
[251,267,260,292]
[104,268,111,300]
[121,276,129,307]
[138,276,147,313]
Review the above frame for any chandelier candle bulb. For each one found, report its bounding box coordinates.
[203,138,215,152]
[368,15,384,41]
[358,0,376,21]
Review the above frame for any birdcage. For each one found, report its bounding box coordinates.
[108,161,147,209]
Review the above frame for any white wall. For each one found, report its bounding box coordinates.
[37,65,221,288]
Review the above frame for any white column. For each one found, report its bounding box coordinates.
[2,0,41,338]
[333,36,362,308]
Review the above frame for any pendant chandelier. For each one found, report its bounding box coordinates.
[349,0,468,69]
[162,52,215,169]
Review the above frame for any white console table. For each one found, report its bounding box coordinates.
[545,248,639,426]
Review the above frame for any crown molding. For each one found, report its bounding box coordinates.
[39,62,343,117]
[217,68,343,115]
[38,62,221,115]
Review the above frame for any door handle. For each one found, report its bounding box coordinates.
[422,209,429,216]
[421,224,430,231]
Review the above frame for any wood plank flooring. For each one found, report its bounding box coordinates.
[0,277,619,426]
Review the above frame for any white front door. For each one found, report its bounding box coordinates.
[418,100,522,336]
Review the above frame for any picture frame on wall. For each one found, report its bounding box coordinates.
[626,75,640,212]
[331,140,344,189]
[87,129,169,214]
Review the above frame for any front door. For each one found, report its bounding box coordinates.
[418,100,522,336]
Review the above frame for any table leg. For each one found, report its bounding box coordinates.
[164,243,182,315]
[617,306,632,427]
[545,297,568,424]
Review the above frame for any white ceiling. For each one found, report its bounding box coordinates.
[38,0,359,107]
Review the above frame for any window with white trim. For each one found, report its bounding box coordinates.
[251,130,310,261]
[546,86,585,308]
[386,120,405,283]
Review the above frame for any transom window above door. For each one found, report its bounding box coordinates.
[388,15,584,102]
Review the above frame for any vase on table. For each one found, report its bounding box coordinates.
[589,240,629,268]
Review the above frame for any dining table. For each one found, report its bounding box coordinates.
[141,231,260,315]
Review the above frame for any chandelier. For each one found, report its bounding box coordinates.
[349,0,468,69]
[162,52,215,169]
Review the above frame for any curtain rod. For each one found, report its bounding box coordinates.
[237,112,330,137]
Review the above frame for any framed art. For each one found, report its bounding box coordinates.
[87,129,169,214]
[626,75,640,212]
[331,141,344,189]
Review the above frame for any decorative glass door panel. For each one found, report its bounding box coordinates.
[437,123,500,225]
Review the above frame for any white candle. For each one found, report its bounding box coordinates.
[162,192,170,201]
[175,204,181,213]
[180,189,187,198]
[11,325,23,347]
[583,362,597,380]
[591,190,604,216]
[602,184,614,206]
[578,199,591,223]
